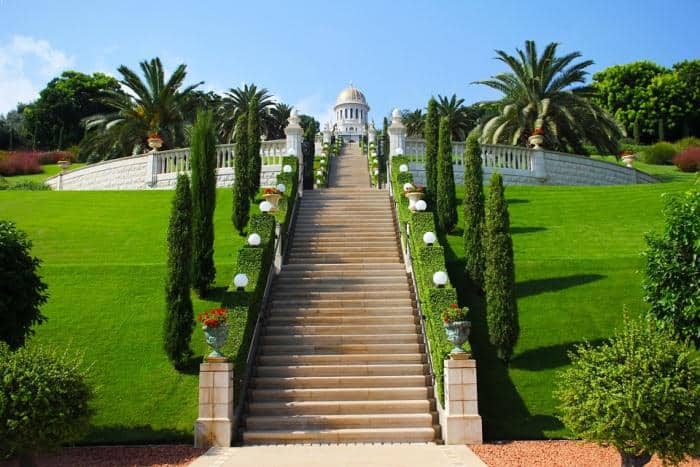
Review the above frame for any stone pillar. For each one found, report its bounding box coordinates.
[194,361,234,448]
[387,108,406,159]
[443,358,483,444]
[285,109,304,160]
[145,151,158,188]
[531,148,547,181]
[322,123,332,144]
[368,121,377,145]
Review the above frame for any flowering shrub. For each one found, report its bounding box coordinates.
[531,127,545,136]
[0,152,42,176]
[197,307,229,327]
[263,187,281,195]
[672,148,700,173]
[37,151,76,165]
[621,149,634,157]
[442,303,469,323]
[405,184,425,194]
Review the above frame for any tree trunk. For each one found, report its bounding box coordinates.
[619,450,652,467]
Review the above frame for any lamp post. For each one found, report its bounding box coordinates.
[247,233,261,247]
[433,271,448,288]
[233,273,249,291]
[423,231,437,246]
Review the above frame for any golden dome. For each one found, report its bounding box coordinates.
[335,85,367,106]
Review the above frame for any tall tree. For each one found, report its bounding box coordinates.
[382,117,389,160]
[247,96,262,197]
[81,58,202,161]
[269,103,293,140]
[477,40,622,155]
[424,98,439,202]
[484,172,519,363]
[401,108,424,137]
[436,116,457,232]
[463,129,485,289]
[164,174,194,368]
[232,113,250,235]
[300,114,319,190]
[435,94,477,140]
[190,110,217,296]
[220,84,274,142]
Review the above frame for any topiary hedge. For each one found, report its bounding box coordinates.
[641,142,677,165]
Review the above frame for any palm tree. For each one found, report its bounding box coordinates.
[401,109,424,137]
[475,40,622,154]
[219,84,275,142]
[268,103,293,140]
[81,58,202,160]
[435,94,476,141]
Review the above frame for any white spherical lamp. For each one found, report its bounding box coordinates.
[415,200,427,211]
[288,147,296,156]
[374,168,379,175]
[316,169,323,176]
[399,164,408,173]
[395,147,403,155]
[233,273,249,290]
[276,183,286,193]
[423,231,437,246]
[432,271,448,288]
[403,182,414,191]
[259,201,272,214]
[247,233,261,247]
[283,164,292,173]
[320,158,326,165]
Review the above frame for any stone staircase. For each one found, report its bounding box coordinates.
[241,143,438,444]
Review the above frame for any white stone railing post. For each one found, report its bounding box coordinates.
[322,123,332,144]
[532,148,547,180]
[194,360,234,448]
[387,108,406,159]
[285,109,304,197]
[145,151,157,187]
[443,357,483,444]
[368,121,377,145]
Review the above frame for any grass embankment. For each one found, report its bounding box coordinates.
[0,189,244,443]
[3,163,86,185]
[445,163,695,440]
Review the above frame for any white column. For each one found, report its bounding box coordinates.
[284,109,304,160]
[442,358,483,444]
[368,122,377,145]
[194,361,234,448]
[387,108,406,159]
[532,148,547,180]
[322,123,332,144]
[145,150,158,188]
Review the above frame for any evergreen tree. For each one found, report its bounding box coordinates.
[164,174,194,368]
[436,116,457,232]
[232,113,250,235]
[463,129,485,289]
[190,110,217,296]
[382,117,390,160]
[424,97,439,202]
[484,172,519,363]
[247,96,262,198]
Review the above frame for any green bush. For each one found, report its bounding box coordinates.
[641,141,677,165]
[675,136,700,153]
[424,98,439,202]
[424,287,460,403]
[556,315,700,467]
[0,221,48,349]
[415,245,447,292]
[232,114,250,235]
[642,190,699,345]
[0,180,50,191]
[408,212,436,254]
[0,343,93,462]
[436,116,457,232]
[247,96,262,197]
[463,130,485,289]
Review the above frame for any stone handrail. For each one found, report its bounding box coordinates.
[405,138,534,172]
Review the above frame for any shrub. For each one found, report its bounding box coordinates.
[232,113,250,235]
[672,148,700,172]
[642,190,699,345]
[0,152,42,176]
[0,221,48,349]
[8,181,50,191]
[483,172,519,364]
[36,151,76,165]
[190,110,218,296]
[425,287,460,403]
[641,141,677,165]
[556,315,700,467]
[164,175,194,368]
[463,130,485,289]
[675,136,700,153]
[247,96,262,197]
[424,98,439,202]
[0,343,93,463]
[436,116,457,233]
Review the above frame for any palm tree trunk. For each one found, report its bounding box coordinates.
[619,450,652,467]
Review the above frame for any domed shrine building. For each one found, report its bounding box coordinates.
[334,84,370,142]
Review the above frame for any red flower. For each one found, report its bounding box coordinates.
[531,128,545,136]
[450,303,458,309]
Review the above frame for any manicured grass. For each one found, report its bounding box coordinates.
[0,189,244,443]
[591,155,696,183]
[445,179,695,440]
[4,163,86,184]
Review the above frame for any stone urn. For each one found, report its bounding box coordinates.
[262,193,282,213]
[528,134,544,149]
[203,325,229,360]
[405,191,425,212]
[622,153,636,168]
[147,136,163,150]
[57,159,71,173]
[444,321,471,356]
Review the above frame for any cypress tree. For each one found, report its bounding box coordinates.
[484,172,519,364]
[436,116,457,232]
[164,174,194,368]
[190,110,217,296]
[232,113,250,235]
[247,96,262,198]
[463,129,485,289]
[424,97,439,202]
[382,117,390,161]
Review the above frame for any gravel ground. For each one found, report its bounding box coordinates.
[0,445,205,467]
[471,441,700,467]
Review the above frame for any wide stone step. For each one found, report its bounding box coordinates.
[257,353,426,366]
[247,399,433,415]
[272,290,411,300]
[260,334,420,345]
[250,386,432,401]
[269,307,415,317]
[275,276,407,286]
[260,342,424,354]
[242,427,437,444]
[255,363,427,377]
[264,324,419,336]
[287,255,400,264]
[294,224,395,231]
[253,375,430,389]
[266,315,416,325]
[289,240,398,248]
[245,413,435,430]
[281,263,405,272]
[290,246,398,254]
[271,298,413,308]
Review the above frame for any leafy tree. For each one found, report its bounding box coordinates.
[674,60,700,136]
[269,103,293,140]
[81,58,202,161]
[477,40,622,155]
[382,117,389,161]
[436,116,457,232]
[436,94,477,140]
[247,96,262,197]
[190,110,217,296]
[424,98,439,202]
[232,113,250,235]
[300,114,319,190]
[401,108,424,137]
[646,72,693,142]
[220,84,274,142]
[181,90,223,125]
[164,175,194,368]
[0,107,28,150]
[642,189,699,345]
[463,129,485,289]
[484,172,519,363]
[0,221,48,349]
[556,315,700,467]
[0,344,93,466]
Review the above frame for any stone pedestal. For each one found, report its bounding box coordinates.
[443,358,483,444]
[194,361,234,448]
[387,108,406,158]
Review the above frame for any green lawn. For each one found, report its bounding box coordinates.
[446,167,695,440]
[4,163,86,184]
[591,155,696,183]
[0,189,244,443]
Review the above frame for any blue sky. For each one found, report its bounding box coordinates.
[1,0,698,123]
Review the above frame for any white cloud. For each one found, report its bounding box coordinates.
[0,35,75,114]
[293,93,335,126]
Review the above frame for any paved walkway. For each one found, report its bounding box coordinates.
[189,444,486,467]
